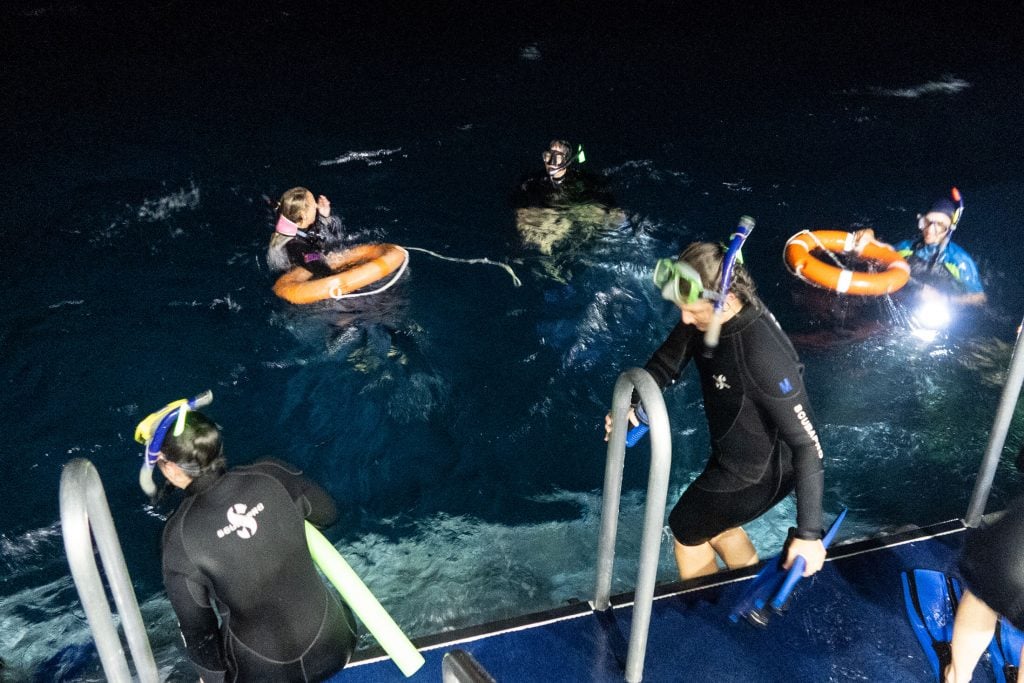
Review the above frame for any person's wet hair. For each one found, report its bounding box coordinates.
[679,241,758,305]
[160,411,226,476]
[548,140,571,155]
[278,186,312,224]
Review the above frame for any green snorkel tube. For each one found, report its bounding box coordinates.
[703,215,756,355]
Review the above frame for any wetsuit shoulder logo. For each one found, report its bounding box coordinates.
[792,404,824,460]
[779,377,793,394]
[217,502,265,539]
[713,374,731,390]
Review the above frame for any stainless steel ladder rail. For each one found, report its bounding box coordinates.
[593,368,672,683]
[966,317,1024,526]
[442,649,497,682]
[59,458,159,683]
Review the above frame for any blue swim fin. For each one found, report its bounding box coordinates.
[988,616,1024,683]
[728,555,788,625]
[762,507,848,613]
[729,508,848,627]
[900,569,962,682]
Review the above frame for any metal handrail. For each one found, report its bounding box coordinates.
[965,317,1024,526]
[59,458,159,683]
[442,649,497,682]
[593,368,672,683]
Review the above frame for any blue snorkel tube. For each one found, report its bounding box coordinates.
[627,216,755,447]
[703,215,756,356]
[136,390,214,496]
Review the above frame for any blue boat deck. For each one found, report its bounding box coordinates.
[341,519,985,682]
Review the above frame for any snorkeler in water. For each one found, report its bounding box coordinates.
[854,194,985,307]
[267,187,345,278]
[511,140,622,255]
[513,140,616,209]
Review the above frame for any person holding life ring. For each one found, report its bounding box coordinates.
[267,187,345,278]
[852,194,985,307]
[273,243,408,304]
[268,187,407,304]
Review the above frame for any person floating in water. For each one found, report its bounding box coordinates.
[137,400,357,682]
[854,195,985,307]
[511,139,623,255]
[605,242,827,581]
[267,186,345,278]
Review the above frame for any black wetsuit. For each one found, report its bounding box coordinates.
[270,214,344,278]
[162,459,357,683]
[960,495,1024,629]
[640,301,825,544]
[512,167,616,210]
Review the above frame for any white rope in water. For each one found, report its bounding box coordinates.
[329,245,522,300]
[329,247,411,300]
[403,246,522,287]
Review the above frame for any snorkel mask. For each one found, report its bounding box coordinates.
[275,214,299,236]
[653,216,756,353]
[134,391,213,496]
[542,141,586,176]
[923,188,963,271]
[653,258,719,306]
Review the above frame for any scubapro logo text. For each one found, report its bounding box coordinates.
[793,404,824,460]
[217,502,265,539]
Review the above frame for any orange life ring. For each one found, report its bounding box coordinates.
[784,230,910,296]
[273,243,408,304]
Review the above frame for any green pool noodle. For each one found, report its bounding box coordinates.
[305,521,425,677]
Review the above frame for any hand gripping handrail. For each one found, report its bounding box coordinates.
[966,316,1024,526]
[593,368,672,683]
[59,458,158,683]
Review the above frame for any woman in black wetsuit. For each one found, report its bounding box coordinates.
[152,409,357,682]
[605,242,828,581]
[267,186,345,278]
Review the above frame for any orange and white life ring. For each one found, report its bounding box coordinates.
[784,230,910,296]
[273,243,408,304]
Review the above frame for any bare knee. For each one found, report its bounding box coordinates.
[709,527,758,570]
[674,540,718,581]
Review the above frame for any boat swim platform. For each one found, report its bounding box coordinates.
[341,519,975,682]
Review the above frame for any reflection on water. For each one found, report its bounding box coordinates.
[516,204,628,255]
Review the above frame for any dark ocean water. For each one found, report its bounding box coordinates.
[3,2,1024,679]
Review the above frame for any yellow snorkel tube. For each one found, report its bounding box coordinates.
[134,391,213,496]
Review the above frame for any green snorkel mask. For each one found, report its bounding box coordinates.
[653,258,720,306]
